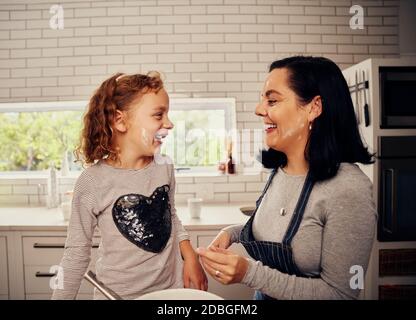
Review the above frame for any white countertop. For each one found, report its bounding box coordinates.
[0,203,252,231]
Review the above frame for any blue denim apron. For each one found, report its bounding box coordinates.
[239,169,317,300]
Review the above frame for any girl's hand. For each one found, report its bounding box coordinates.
[183,255,208,291]
[207,230,231,250]
[197,246,248,285]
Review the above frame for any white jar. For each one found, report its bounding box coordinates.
[187,198,203,219]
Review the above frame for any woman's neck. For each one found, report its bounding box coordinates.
[282,150,309,176]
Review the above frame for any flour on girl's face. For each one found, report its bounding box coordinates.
[154,128,169,141]
[141,128,152,148]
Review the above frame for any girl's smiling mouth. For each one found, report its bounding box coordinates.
[154,128,169,143]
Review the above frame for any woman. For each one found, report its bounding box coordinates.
[197,56,377,300]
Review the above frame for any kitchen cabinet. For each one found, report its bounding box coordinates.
[189,230,254,300]
[0,204,252,300]
[0,231,100,300]
[343,58,416,299]
[0,235,8,299]
[22,235,100,300]
[0,229,253,300]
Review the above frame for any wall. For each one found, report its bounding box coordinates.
[399,0,416,55]
[0,0,401,205]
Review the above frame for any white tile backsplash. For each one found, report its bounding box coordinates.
[0,170,269,206]
[230,192,261,203]
[214,183,245,193]
[0,186,12,195]
[0,0,400,205]
[0,195,29,205]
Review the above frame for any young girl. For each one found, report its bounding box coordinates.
[52,72,207,300]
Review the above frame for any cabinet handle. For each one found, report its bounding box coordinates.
[35,272,56,278]
[33,243,99,249]
[34,243,64,248]
[382,168,397,235]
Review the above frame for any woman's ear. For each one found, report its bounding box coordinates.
[308,95,323,122]
[113,109,128,133]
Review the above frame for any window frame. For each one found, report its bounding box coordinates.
[169,98,236,173]
[0,98,236,175]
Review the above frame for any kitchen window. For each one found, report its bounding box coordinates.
[0,98,236,174]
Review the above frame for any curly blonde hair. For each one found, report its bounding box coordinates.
[75,71,163,165]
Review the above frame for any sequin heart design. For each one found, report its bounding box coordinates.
[112,185,172,253]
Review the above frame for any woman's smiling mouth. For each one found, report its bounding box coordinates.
[264,123,277,134]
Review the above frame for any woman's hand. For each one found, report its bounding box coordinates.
[208,230,231,250]
[183,255,208,291]
[197,246,249,285]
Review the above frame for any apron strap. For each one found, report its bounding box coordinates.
[282,171,315,246]
[240,168,317,279]
[240,168,277,243]
[255,168,277,208]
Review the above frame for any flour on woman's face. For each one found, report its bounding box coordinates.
[281,116,306,140]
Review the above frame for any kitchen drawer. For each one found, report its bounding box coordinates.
[194,232,254,300]
[195,233,217,248]
[24,265,95,295]
[379,285,416,300]
[23,236,100,266]
[195,232,250,258]
[379,249,416,276]
[0,236,8,296]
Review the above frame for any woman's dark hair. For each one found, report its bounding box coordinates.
[259,56,374,181]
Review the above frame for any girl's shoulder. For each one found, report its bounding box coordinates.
[72,166,99,198]
[75,155,176,188]
[73,161,120,192]
[77,161,106,181]
[86,157,173,175]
